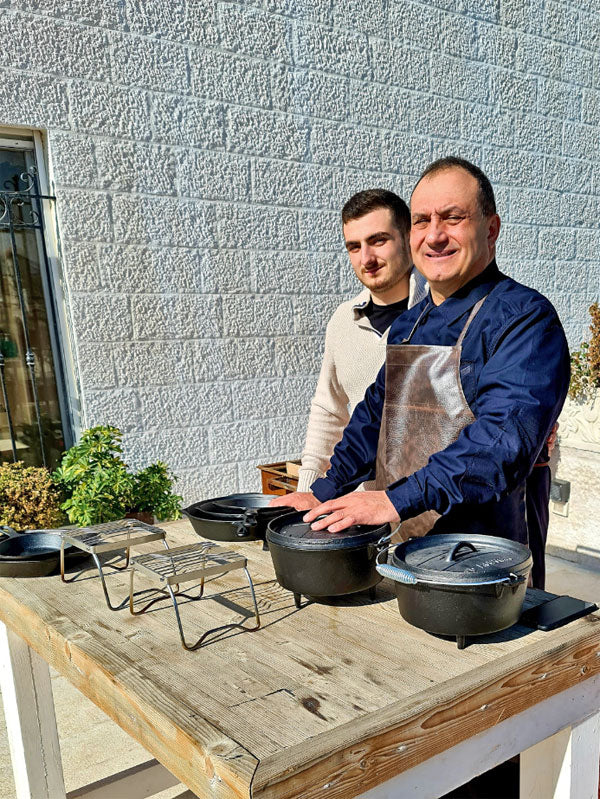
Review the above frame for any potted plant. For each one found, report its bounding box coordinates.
[52,426,183,527]
[559,302,600,451]
[131,462,182,525]
[0,461,64,532]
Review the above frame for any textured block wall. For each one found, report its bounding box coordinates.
[1,0,599,503]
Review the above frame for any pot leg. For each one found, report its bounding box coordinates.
[369,586,377,601]
[294,593,302,609]
[456,635,467,650]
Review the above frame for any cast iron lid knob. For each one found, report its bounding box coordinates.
[266,511,390,551]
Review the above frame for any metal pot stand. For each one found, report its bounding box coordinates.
[128,542,261,650]
[59,520,169,610]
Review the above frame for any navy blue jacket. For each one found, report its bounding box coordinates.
[311,262,570,524]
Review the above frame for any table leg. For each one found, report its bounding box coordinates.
[520,710,600,799]
[0,621,66,799]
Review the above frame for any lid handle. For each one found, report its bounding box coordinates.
[446,541,478,563]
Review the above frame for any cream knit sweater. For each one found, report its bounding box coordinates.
[297,269,428,492]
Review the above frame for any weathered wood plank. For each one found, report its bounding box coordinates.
[353,673,600,799]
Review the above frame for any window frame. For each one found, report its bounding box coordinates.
[0,126,79,454]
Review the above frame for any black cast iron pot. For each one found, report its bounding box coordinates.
[266,511,391,607]
[183,493,294,544]
[376,534,532,649]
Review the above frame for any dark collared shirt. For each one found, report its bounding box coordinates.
[311,262,570,521]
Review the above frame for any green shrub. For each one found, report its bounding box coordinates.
[0,461,64,532]
[569,303,600,400]
[53,425,182,526]
[133,462,183,522]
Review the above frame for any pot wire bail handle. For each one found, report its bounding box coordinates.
[374,522,401,563]
[375,523,419,585]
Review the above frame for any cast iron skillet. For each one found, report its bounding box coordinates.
[0,527,87,577]
[183,494,294,543]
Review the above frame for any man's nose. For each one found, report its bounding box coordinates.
[425,218,447,246]
[361,244,377,264]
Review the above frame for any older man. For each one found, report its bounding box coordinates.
[275,158,570,583]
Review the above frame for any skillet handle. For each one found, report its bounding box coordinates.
[0,526,18,539]
[376,563,418,585]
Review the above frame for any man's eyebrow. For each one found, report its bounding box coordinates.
[411,206,467,219]
[344,231,391,247]
[439,205,468,214]
[366,230,391,240]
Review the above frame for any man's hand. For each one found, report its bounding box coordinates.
[268,492,320,511]
[547,422,559,456]
[303,490,400,533]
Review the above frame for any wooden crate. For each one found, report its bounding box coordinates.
[257,460,300,495]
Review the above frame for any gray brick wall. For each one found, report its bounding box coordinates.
[2,0,599,503]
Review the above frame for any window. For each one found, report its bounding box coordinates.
[0,130,73,469]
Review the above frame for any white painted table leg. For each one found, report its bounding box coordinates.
[520,711,600,799]
[0,621,66,799]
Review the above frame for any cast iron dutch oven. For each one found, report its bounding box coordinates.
[183,493,294,544]
[266,511,392,607]
[376,533,532,649]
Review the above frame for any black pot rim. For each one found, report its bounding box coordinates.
[0,531,76,561]
[211,493,287,511]
[267,511,390,551]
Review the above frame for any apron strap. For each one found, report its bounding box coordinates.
[456,295,488,347]
[403,303,432,343]
[403,293,489,345]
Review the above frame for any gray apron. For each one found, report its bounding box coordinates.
[375,297,528,546]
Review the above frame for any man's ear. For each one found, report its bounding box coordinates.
[488,213,501,247]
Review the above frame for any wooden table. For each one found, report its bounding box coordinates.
[1,519,600,799]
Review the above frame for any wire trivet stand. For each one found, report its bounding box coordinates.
[128,542,261,650]
[59,520,169,610]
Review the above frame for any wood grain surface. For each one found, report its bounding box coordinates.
[0,519,599,799]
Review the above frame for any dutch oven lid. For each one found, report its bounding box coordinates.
[266,511,390,551]
[391,533,532,584]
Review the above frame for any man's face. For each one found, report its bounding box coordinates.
[410,167,500,302]
[343,208,411,297]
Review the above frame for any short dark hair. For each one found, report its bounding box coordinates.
[342,189,410,237]
[413,157,496,217]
